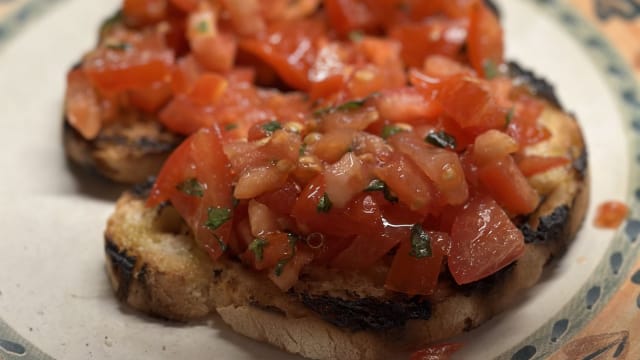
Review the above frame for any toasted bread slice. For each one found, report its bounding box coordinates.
[103,93,588,359]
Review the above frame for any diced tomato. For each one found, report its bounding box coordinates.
[449,194,525,284]
[129,80,173,113]
[472,129,518,166]
[477,156,540,215]
[268,244,314,291]
[507,96,550,147]
[324,0,377,36]
[324,152,372,208]
[159,95,211,135]
[83,30,174,93]
[312,130,356,163]
[239,19,325,90]
[467,2,504,77]
[385,230,450,295]
[389,19,468,68]
[292,177,384,237]
[187,73,228,106]
[65,69,102,140]
[262,0,321,21]
[319,106,380,132]
[256,180,301,216]
[594,201,629,229]
[517,155,570,177]
[332,227,402,270]
[191,33,238,73]
[374,87,442,124]
[170,0,198,13]
[123,0,167,26]
[438,75,507,131]
[244,232,292,270]
[374,152,437,214]
[220,0,266,36]
[247,200,279,236]
[423,55,475,79]
[410,343,463,360]
[389,132,469,206]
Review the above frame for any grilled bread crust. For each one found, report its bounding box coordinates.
[104,95,588,359]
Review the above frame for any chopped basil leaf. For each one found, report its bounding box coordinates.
[317,193,333,213]
[224,123,238,131]
[409,224,432,258]
[196,20,209,33]
[213,234,228,252]
[249,238,268,261]
[364,179,398,203]
[232,196,240,208]
[425,131,457,150]
[381,125,405,139]
[313,98,368,117]
[176,178,204,197]
[505,107,515,127]
[262,120,282,134]
[349,30,364,42]
[105,42,130,51]
[299,143,308,156]
[365,179,386,192]
[483,59,499,80]
[205,207,232,230]
[274,233,299,277]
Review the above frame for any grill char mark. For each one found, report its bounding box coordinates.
[298,293,431,332]
[105,238,137,301]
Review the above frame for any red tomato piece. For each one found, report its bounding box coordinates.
[507,96,551,147]
[65,69,102,140]
[389,133,469,206]
[257,180,301,216]
[449,194,525,284]
[83,31,174,93]
[467,2,504,77]
[159,95,212,135]
[268,244,314,291]
[472,129,518,166]
[187,73,229,106]
[123,0,167,26]
[170,0,198,12]
[517,155,571,177]
[410,343,463,360]
[594,201,629,229]
[477,155,540,215]
[385,230,450,295]
[129,80,173,113]
[389,19,468,68]
[191,33,238,73]
[374,152,437,215]
[438,75,507,131]
[324,0,377,36]
[374,87,442,124]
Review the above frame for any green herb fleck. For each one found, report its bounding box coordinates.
[299,143,308,156]
[483,59,499,80]
[317,193,333,213]
[99,10,123,35]
[348,30,364,43]
[232,196,240,208]
[196,20,209,33]
[224,123,238,131]
[213,234,228,252]
[425,131,457,150]
[105,42,131,51]
[205,207,232,231]
[381,125,405,139]
[176,178,204,197]
[364,179,398,203]
[409,224,432,258]
[313,98,368,117]
[262,120,282,134]
[249,238,268,261]
[274,233,299,276]
[505,107,515,127]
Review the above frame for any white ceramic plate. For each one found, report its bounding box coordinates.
[0,1,638,359]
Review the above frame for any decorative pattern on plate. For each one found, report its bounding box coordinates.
[1,0,640,359]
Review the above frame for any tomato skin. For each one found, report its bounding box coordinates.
[477,156,540,215]
[467,1,504,77]
[389,19,468,68]
[147,127,234,261]
[65,69,102,140]
[83,31,174,93]
[123,0,167,26]
[385,230,450,295]
[438,75,506,131]
[449,194,525,285]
